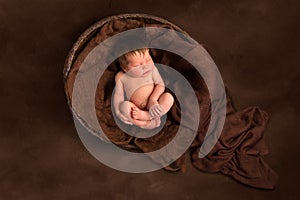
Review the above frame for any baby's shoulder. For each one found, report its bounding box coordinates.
[115,71,125,82]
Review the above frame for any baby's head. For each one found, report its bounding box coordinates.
[118,48,154,73]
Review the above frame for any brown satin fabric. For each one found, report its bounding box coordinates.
[66,18,278,189]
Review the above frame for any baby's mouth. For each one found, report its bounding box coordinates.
[143,70,150,75]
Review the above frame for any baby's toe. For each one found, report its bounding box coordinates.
[131,112,137,119]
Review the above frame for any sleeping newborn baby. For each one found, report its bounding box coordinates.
[113,48,174,129]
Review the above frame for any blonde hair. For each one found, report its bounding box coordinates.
[118,48,149,67]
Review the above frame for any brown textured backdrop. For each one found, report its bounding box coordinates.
[0,0,299,199]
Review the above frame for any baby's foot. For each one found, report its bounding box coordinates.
[131,119,148,127]
[142,118,161,129]
[131,107,150,121]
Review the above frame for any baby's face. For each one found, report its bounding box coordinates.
[123,51,154,77]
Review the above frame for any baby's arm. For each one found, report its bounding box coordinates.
[147,66,166,119]
[113,72,132,125]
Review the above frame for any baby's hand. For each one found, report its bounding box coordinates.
[149,104,164,120]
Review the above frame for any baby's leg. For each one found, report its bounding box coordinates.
[141,118,161,129]
[149,92,174,119]
[132,107,151,121]
[119,101,134,120]
[158,92,174,114]
[119,101,150,127]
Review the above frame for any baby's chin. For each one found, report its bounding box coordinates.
[127,70,151,77]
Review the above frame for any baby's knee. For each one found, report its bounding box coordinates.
[162,92,174,103]
[119,101,133,119]
[167,92,174,102]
